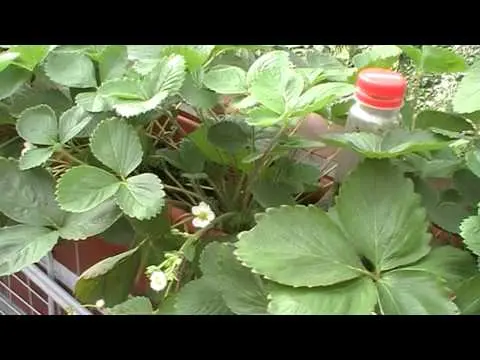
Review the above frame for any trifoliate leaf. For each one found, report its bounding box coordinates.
[294,82,354,116]
[9,45,50,71]
[419,46,467,74]
[143,55,185,96]
[0,158,65,226]
[322,129,448,158]
[207,121,250,153]
[353,45,401,70]
[200,242,268,314]
[105,296,153,315]
[175,278,234,315]
[45,51,97,88]
[115,173,165,220]
[0,225,59,276]
[90,118,143,177]
[56,165,120,213]
[75,91,111,113]
[203,65,247,94]
[235,205,366,287]
[75,245,142,307]
[161,45,214,71]
[58,199,122,241]
[98,45,128,83]
[18,146,54,170]
[8,86,72,118]
[376,270,459,315]
[406,246,477,290]
[268,277,377,315]
[336,160,431,272]
[453,275,480,314]
[58,106,93,143]
[16,104,58,145]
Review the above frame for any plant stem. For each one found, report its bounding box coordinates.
[162,167,197,205]
[163,184,203,200]
[58,148,86,166]
[0,136,20,151]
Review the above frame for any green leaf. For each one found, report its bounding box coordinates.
[8,86,72,118]
[98,45,128,82]
[58,106,93,143]
[453,169,480,205]
[0,158,65,226]
[200,242,268,314]
[115,173,165,220]
[180,73,218,109]
[405,246,477,290]
[105,296,153,315]
[9,45,50,71]
[0,104,15,124]
[236,205,365,287]
[337,160,431,271]
[0,225,59,276]
[98,79,146,100]
[111,91,168,118]
[353,45,401,70]
[453,61,480,114]
[0,51,19,72]
[207,121,250,153]
[127,45,164,61]
[460,214,480,257]
[465,148,480,178]
[143,55,185,96]
[75,91,111,113]
[175,278,234,315]
[246,106,282,127]
[45,52,97,88]
[322,129,448,158]
[161,45,214,71]
[159,139,206,174]
[0,65,31,100]
[251,180,296,208]
[415,110,473,134]
[56,165,120,213]
[268,277,377,315]
[453,275,480,314]
[100,216,135,247]
[75,246,142,307]
[398,45,422,65]
[19,146,54,170]
[376,270,459,315]
[188,126,230,166]
[419,46,467,74]
[294,82,355,116]
[247,51,292,113]
[90,118,143,177]
[16,104,58,145]
[58,199,122,241]
[203,65,247,94]
[414,179,470,234]
[303,51,354,82]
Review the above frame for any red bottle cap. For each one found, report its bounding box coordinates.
[355,68,407,109]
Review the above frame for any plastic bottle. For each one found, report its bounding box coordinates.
[335,67,407,180]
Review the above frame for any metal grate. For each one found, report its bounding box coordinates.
[0,254,92,316]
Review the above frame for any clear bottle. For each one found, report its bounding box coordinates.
[335,68,407,180]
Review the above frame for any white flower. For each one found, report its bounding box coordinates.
[21,142,35,156]
[150,270,168,292]
[191,201,215,228]
[95,299,105,308]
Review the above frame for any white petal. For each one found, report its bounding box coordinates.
[192,217,210,228]
[150,271,167,292]
[191,205,202,216]
[206,211,216,222]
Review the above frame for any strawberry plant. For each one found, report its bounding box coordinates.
[0,45,479,315]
